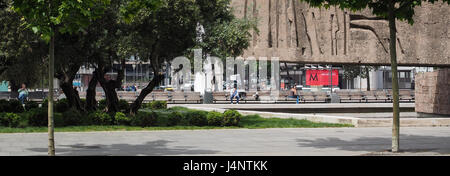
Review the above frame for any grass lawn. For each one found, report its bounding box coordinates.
[0,114,352,133]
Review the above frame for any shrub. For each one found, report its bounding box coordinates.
[8,99,24,113]
[26,108,48,127]
[98,99,107,110]
[207,111,224,126]
[223,110,242,126]
[62,108,83,126]
[1,113,22,127]
[0,99,9,112]
[114,112,130,126]
[0,113,6,126]
[54,113,65,127]
[187,110,207,126]
[118,100,130,113]
[25,101,39,110]
[79,98,86,109]
[131,111,158,127]
[41,98,49,108]
[149,101,167,110]
[167,111,183,126]
[55,98,70,113]
[89,111,113,125]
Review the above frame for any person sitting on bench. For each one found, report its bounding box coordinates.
[288,85,299,104]
[230,87,239,104]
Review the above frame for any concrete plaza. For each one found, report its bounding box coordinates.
[1,127,450,156]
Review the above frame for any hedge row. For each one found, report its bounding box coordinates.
[0,106,242,128]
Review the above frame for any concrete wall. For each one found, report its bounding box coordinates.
[231,0,450,66]
[415,68,450,115]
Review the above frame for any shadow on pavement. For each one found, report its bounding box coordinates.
[26,140,220,156]
[297,134,450,154]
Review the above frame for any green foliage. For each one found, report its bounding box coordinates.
[98,99,107,110]
[61,108,82,126]
[12,0,111,42]
[7,99,24,113]
[1,112,22,127]
[223,109,241,126]
[120,0,163,23]
[186,110,208,126]
[147,100,167,110]
[207,111,224,126]
[24,101,39,110]
[167,111,183,126]
[342,65,377,80]
[0,99,9,112]
[198,18,257,58]
[118,99,130,112]
[0,6,46,88]
[114,112,130,126]
[54,112,64,127]
[79,98,86,108]
[89,111,113,125]
[131,111,158,127]
[26,108,47,127]
[55,98,70,113]
[300,0,450,25]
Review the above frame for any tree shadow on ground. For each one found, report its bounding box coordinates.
[297,134,450,155]
[26,140,219,156]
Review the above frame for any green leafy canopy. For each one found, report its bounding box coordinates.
[12,0,110,42]
[300,0,450,25]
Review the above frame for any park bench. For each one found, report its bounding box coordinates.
[300,91,315,103]
[363,91,377,102]
[349,91,364,103]
[399,90,414,102]
[314,92,329,103]
[154,92,169,101]
[169,92,186,103]
[213,92,229,103]
[185,92,202,103]
[0,92,11,100]
[336,90,351,102]
[374,91,390,102]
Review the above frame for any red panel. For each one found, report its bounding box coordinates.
[306,69,339,86]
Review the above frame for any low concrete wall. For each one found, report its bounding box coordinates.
[415,68,450,116]
[174,105,450,128]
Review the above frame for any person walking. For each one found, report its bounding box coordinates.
[18,83,29,104]
[230,86,239,104]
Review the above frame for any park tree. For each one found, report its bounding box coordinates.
[83,0,127,113]
[300,0,450,152]
[0,3,47,95]
[11,0,109,156]
[126,0,201,114]
[126,0,256,114]
[342,65,377,90]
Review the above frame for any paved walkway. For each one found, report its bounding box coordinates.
[1,127,450,156]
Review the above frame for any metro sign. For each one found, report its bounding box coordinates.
[306,69,339,86]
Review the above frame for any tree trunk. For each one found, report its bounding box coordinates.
[85,73,98,112]
[101,82,120,113]
[95,58,125,113]
[366,67,371,91]
[388,3,400,153]
[60,81,84,111]
[56,62,83,111]
[48,35,55,156]
[129,74,164,115]
[9,80,19,99]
